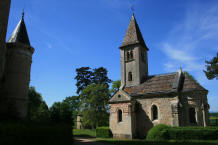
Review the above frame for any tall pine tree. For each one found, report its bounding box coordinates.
[204,52,218,80]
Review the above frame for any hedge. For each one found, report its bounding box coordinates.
[167,127,218,140]
[96,126,112,138]
[0,121,73,145]
[146,124,218,141]
[146,124,170,141]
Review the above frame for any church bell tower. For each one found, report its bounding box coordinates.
[120,14,149,88]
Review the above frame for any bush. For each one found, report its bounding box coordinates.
[73,129,96,137]
[96,126,112,138]
[0,121,72,145]
[146,124,170,141]
[146,125,218,141]
[167,127,218,140]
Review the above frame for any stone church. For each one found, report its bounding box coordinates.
[0,0,34,119]
[109,14,210,139]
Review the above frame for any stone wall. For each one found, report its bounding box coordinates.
[136,96,178,138]
[0,0,10,81]
[109,91,209,139]
[120,44,148,88]
[110,102,136,139]
[0,0,11,118]
[0,43,34,119]
[76,115,83,129]
[179,91,209,126]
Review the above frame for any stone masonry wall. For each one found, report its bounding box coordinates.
[0,0,10,81]
[179,91,209,126]
[110,102,135,139]
[136,96,178,138]
[0,43,33,119]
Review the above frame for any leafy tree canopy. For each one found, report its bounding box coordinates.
[63,96,80,112]
[27,86,49,122]
[63,96,80,122]
[204,52,218,80]
[75,67,111,94]
[75,67,93,94]
[49,101,72,123]
[92,67,112,86]
[110,80,121,95]
[80,84,110,128]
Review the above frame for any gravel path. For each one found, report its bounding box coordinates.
[74,137,113,145]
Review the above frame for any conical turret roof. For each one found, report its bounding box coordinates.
[120,14,148,50]
[8,12,30,45]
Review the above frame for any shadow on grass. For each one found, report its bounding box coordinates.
[96,139,218,145]
[74,134,96,138]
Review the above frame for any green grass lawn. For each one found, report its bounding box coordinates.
[73,129,96,137]
[73,129,218,145]
[210,116,218,119]
[96,138,218,145]
[210,112,218,126]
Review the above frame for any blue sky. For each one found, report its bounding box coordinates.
[6,0,218,112]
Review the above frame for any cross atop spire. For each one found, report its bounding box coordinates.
[131,4,135,13]
[22,9,25,19]
[8,11,30,45]
[120,14,148,50]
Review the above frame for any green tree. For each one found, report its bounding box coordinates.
[49,102,61,122]
[92,67,112,87]
[60,101,72,123]
[27,86,49,122]
[32,101,50,122]
[110,80,121,95]
[74,66,112,128]
[63,96,80,124]
[49,101,72,123]
[80,84,110,128]
[75,67,112,94]
[204,52,218,80]
[75,67,93,94]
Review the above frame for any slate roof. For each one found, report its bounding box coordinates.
[124,72,207,96]
[120,13,148,50]
[8,13,30,45]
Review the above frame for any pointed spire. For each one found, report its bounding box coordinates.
[120,14,148,50]
[22,9,25,19]
[8,11,30,45]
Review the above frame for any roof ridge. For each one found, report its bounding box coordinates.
[149,72,177,77]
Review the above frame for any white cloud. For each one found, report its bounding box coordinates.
[161,3,218,76]
[163,43,197,62]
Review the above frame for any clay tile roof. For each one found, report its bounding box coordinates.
[124,72,207,96]
[120,13,148,50]
[8,13,30,45]
[182,74,206,92]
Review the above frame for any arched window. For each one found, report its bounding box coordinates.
[128,72,132,81]
[118,109,122,122]
[130,50,133,60]
[152,105,158,120]
[127,52,130,61]
[189,107,196,123]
